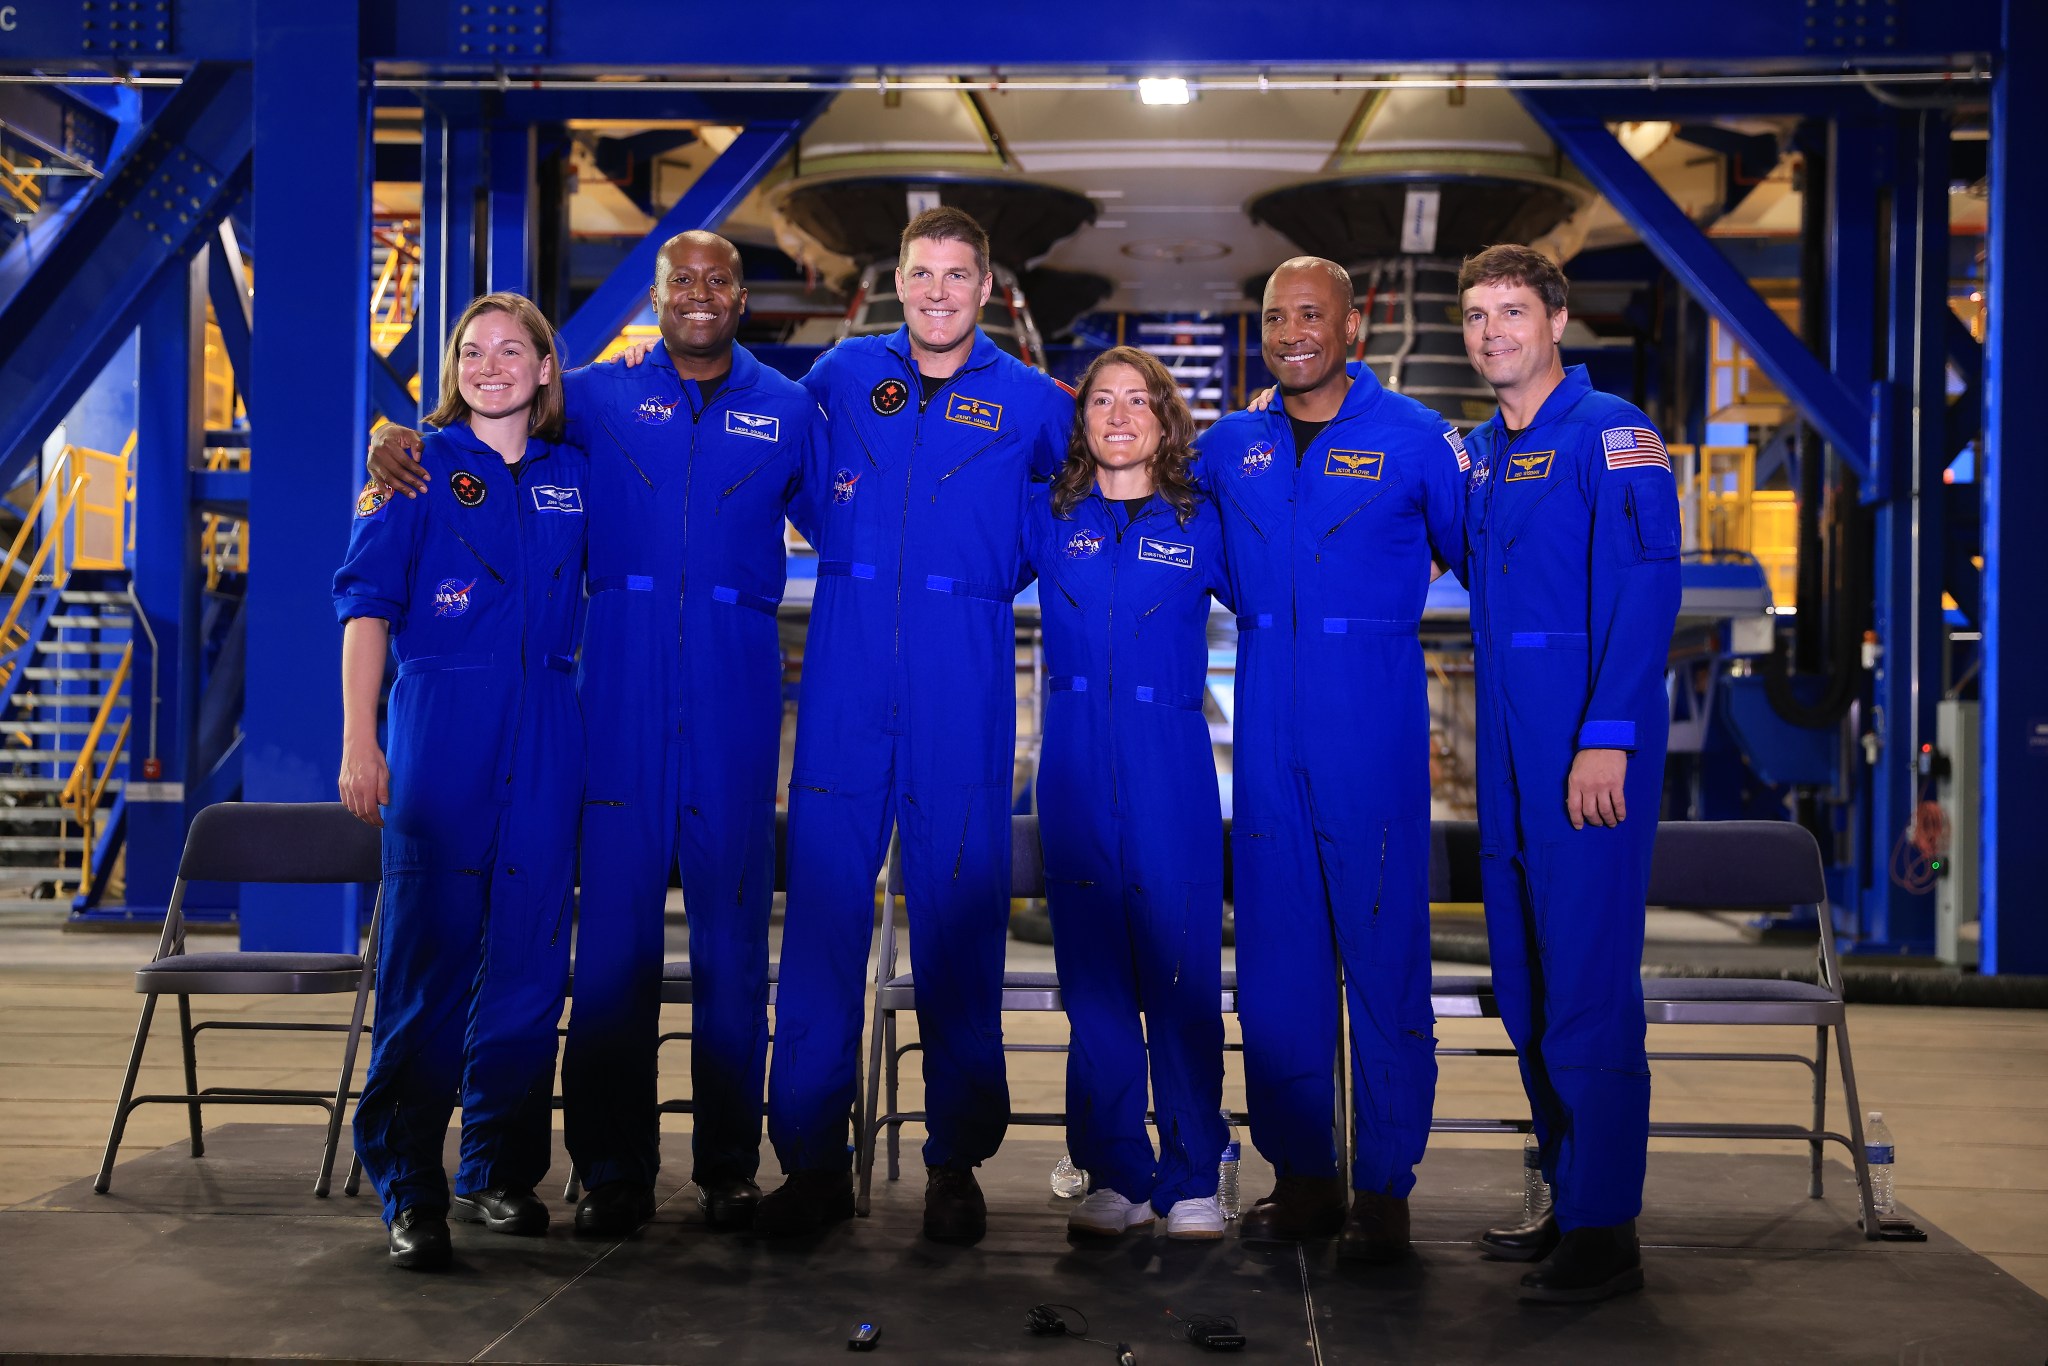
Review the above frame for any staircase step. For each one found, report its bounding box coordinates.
[58,591,133,605]
[0,867,66,886]
[1,721,105,735]
[47,615,134,629]
[0,835,75,851]
[20,667,125,681]
[0,899,69,916]
[0,808,69,824]
[13,694,130,709]
[0,750,87,766]
[0,775,122,793]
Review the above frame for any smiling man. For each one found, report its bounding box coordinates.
[1195,258,1469,1261]
[1457,244,1681,1303]
[756,207,1073,1244]
[366,232,824,1238]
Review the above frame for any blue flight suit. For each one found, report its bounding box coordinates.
[768,328,1071,1173]
[1464,364,1681,1230]
[1195,369,1467,1197]
[334,427,588,1224]
[557,343,822,1192]
[1023,486,1233,1211]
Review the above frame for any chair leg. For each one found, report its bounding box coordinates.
[96,994,160,1194]
[857,1000,889,1219]
[345,1151,363,1198]
[563,1167,581,1203]
[316,967,377,1198]
[885,1015,901,1183]
[1831,1018,1882,1240]
[1808,1025,1829,1199]
[175,995,205,1159]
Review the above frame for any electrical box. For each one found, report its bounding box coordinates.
[1936,699,1980,968]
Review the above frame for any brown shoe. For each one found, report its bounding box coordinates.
[1237,1175,1348,1242]
[1337,1189,1412,1263]
[922,1165,987,1244]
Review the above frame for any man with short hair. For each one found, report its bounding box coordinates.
[1457,243,1681,1302]
[1197,257,1468,1261]
[368,231,822,1237]
[756,207,1073,1243]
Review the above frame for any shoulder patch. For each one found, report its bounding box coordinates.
[1443,427,1471,472]
[870,378,909,416]
[355,481,392,519]
[449,470,488,507]
[1601,425,1671,471]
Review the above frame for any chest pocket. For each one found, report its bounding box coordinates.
[930,431,1013,501]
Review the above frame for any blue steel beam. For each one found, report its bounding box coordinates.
[415,104,481,416]
[1981,0,2048,975]
[120,253,206,919]
[0,63,252,489]
[1863,110,1946,954]
[556,111,826,368]
[1521,92,1874,479]
[0,0,2004,67]
[242,0,371,952]
[485,120,535,294]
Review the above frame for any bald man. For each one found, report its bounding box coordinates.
[1196,258,1468,1259]
[369,232,825,1236]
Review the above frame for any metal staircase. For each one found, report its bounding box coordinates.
[0,445,132,916]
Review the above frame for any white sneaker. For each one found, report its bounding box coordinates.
[1067,1188,1156,1238]
[1164,1195,1226,1241]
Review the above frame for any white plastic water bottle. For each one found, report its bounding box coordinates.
[1522,1132,1553,1221]
[1218,1109,1241,1219]
[1050,1153,1087,1199]
[1864,1111,1896,1216]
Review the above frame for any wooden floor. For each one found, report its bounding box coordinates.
[3,910,2046,1313]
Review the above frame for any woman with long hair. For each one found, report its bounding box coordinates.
[335,293,587,1270]
[1023,345,1235,1240]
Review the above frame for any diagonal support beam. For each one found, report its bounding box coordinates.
[1520,92,1872,477]
[206,218,253,404]
[556,107,828,369]
[0,64,253,489]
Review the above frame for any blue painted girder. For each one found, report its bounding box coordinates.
[1521,91,1874,478]
[0,63,251,490]
[555,105,829,368]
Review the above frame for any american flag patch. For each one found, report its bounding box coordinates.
[1443,427,1471,472]
[1601,426,1670,471]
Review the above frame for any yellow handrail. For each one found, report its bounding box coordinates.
[0,470,90,686]
[61,641,132,819]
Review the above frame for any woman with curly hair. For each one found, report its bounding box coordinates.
[1022,346,1235,1241]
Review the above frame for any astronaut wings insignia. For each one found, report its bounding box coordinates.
[1323,449,1384,480]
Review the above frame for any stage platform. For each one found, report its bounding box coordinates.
[3,1125,2044,1364]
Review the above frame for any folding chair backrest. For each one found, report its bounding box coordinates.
[1647,819,1827,912]
[177,803,384,885]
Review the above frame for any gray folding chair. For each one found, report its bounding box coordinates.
[857,814,1067,1216]
[95,801,382,1198]
[1426,817,1882,1238]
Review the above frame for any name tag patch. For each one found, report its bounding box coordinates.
[1505,450,1555,482]
[1137,538,1195,569]
[945,393,1003,431]
[531,484,584,514]
[1325,449,1384,480]
[726,410,780,442]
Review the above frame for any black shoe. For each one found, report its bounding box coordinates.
[1518,1221,1644,1303]
[695,1175,763,1231]
[1337,1190,1412,1264]
[1238,1175,1348,1243]
[387,1207,452,1271]
[1479,1208,1561,1262]
[450,1187,549,1236]
[573,1181,656,1239]
[922,1165,987,1245]
[754,1169,857,1237]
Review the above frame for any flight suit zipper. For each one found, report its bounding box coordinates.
[1106,496,1125,813]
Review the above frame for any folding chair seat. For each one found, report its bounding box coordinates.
[95,802,382,1199]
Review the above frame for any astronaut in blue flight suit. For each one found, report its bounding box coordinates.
[337,293,586,1271]
[1022,346,1234,1243]
[1196,258,1468,1262]
[1456,245,1680,1303]
[756,207,1073,1243]
[367,233,822,1238]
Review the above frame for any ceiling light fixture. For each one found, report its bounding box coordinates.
[1138,77,1191,106]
